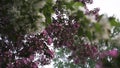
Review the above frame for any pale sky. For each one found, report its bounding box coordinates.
[87,0,120,19]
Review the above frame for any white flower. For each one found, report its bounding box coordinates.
[28,13,45,34]
[35,13,45,33]
[95,14,111,39]
[99,14,111,30]
[34,1,46,9]
[86,14,97,22]
[64,0,72,3]
[79,7,86,13]
[112,33,120,46]
[52,0,56,5]
[99,14,111,39]
[37,13,45,22]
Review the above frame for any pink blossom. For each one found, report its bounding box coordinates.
[95,62,103,68]
[42,30,47,36]
[29,55,34,60]
[47,38,53,45]
[108,49,118,58]
[73,23,80,29]
[99,51,109,59]
[46,50,54,58]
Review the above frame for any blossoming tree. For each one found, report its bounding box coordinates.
[0,0,120,68]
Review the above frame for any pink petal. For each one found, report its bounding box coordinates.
[108,49,118,58]
[47,38,53,45]
[42,30,47,36]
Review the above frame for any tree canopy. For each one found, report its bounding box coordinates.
[0,0,120,68]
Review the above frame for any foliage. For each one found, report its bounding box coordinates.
[0,0,120,68]
[0,0,54,68]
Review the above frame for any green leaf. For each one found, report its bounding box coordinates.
[109,17,120,26]
[95,23,102,32]
[86,31,92,40]
[46,0,52,4]
[87,59,95,68]
[72,10,84,21]
[73,2,84,9]
[42,2,54,26]
[65,1,74,10]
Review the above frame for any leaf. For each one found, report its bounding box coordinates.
[109,17,120,26]
[94,23,102,32]
[46,0,52,4]
[65,1,74,10]
[73,2,84,9]
[42,2,53,26]
[87,59,95,68]
[86,31,92,40]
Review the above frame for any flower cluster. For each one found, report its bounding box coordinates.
[0,33,54,67]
